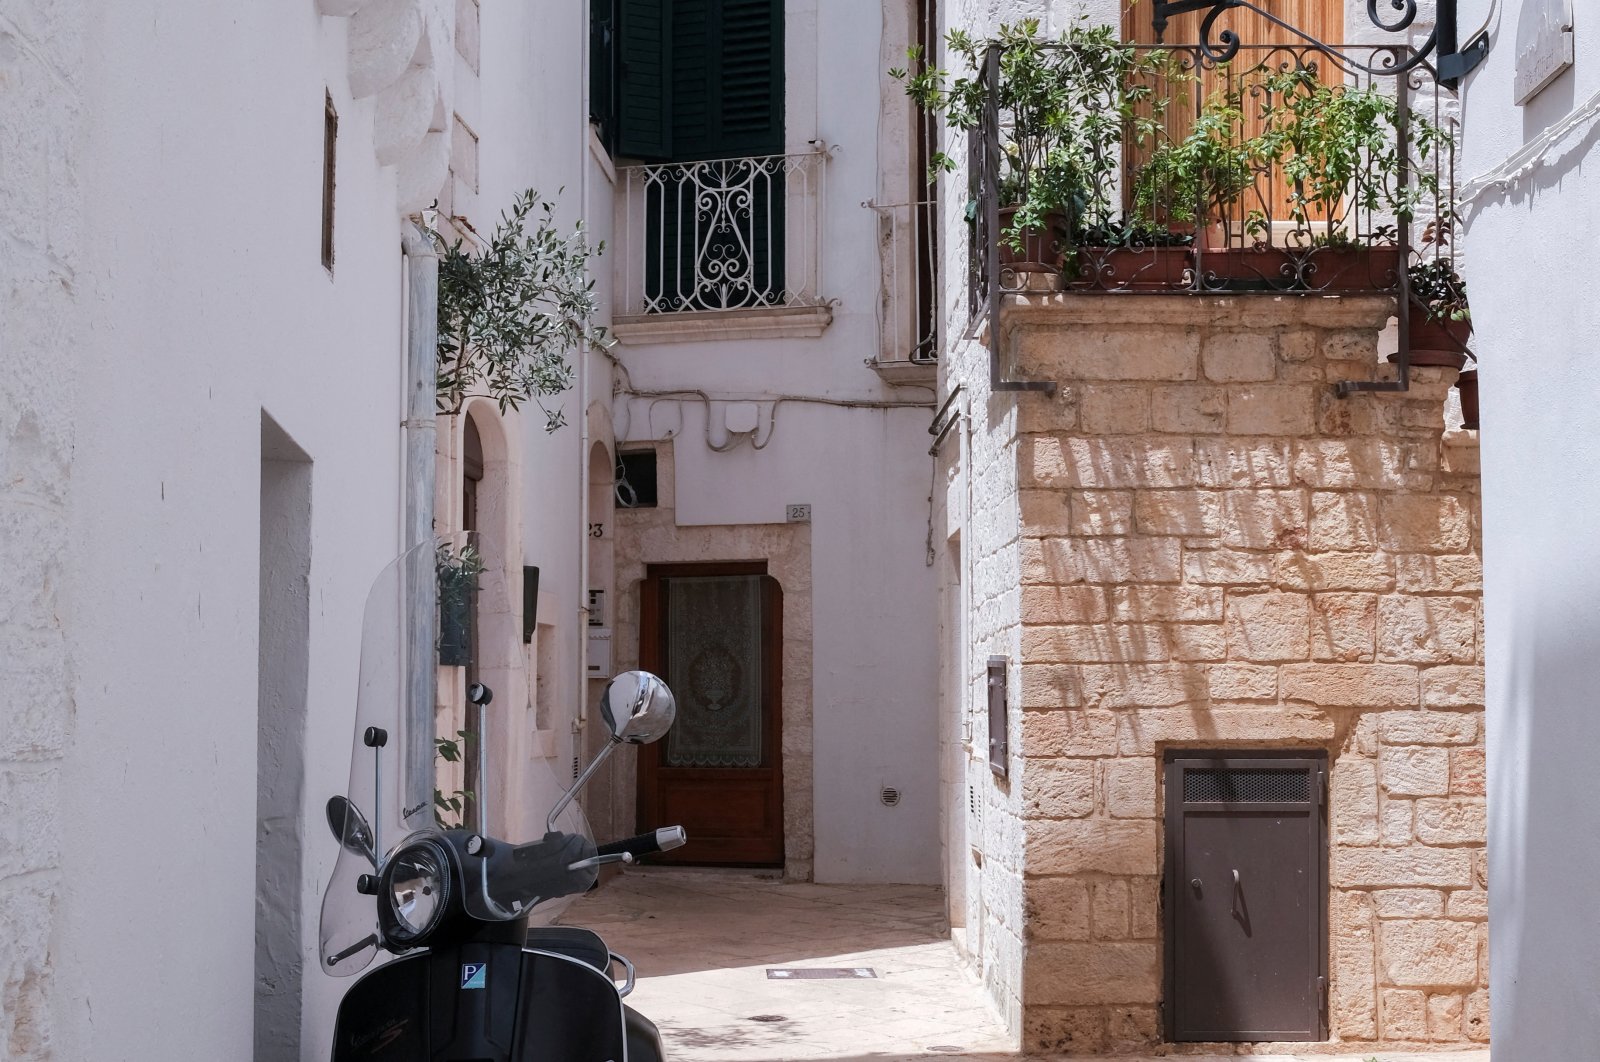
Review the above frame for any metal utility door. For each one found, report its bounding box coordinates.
[1164,752,1328,1043]
[637,563,784,866]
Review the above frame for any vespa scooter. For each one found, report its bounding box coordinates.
[320,541,685,1060]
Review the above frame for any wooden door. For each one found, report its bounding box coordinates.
[1126,0,1344,232]
[636,563,784,866]
[1164,751,1328,1042]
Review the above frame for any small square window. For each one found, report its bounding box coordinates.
[616,450,658,508]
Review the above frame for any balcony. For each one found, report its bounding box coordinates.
[865,198,940,381]
[957,38,1462,383]
[611,147,832,344]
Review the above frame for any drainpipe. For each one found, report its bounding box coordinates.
[576,12,594,781]
[402,221,440,815]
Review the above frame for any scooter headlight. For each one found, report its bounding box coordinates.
[379,838,452,945]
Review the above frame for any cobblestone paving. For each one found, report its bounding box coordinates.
[565,869,1490,1062]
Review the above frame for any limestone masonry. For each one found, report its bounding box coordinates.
[953,294,1485,1054]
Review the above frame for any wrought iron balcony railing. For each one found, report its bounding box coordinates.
[866,198,940,368]
[967,40,1461,393]
[616,148,828,319]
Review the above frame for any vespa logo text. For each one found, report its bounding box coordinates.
[403,801,428,820]
[461,963,488,990]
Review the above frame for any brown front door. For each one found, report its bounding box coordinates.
[637,563,784,866]
[1164,751,1328,1042]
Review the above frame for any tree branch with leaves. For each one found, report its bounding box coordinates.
[434,190,609,430]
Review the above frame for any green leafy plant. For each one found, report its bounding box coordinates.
[892,18,1179,249]
[435,190,608,429]
[1247,69,1446,242]
[1133,90,1260,236]
[434,729,476,828]
[1409,258,1470,324]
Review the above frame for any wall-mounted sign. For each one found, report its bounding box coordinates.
[1516,0,1575,105]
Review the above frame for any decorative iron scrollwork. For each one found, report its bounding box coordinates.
[1151,0,1488,86]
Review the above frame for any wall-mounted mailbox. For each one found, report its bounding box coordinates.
[987,655,1009,778]
[587,628,613,679]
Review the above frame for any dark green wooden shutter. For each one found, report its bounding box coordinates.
[589,0,619,153]
[715,0,784,157]
[670,0,783,162]
[617,0,672,159]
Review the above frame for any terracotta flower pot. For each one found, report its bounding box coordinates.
[1069,246,1191,291]
[1299,245,1402,292]
[997,206,1069,272]
[1194,246,1295,290]
[1410,315,1473,367]
[1457,369,1479,430]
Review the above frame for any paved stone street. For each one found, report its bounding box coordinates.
[566,869,1491,1062]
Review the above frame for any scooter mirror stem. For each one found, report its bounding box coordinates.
[547,734,622,833]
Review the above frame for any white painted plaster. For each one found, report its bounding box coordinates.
[0,0,612,1057]
[1456,1,1600,1056]
[594,0,944,885]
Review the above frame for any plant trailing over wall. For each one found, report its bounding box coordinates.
[435,190,608,430]
[892,17,1177,248]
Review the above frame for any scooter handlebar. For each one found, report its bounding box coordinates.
[596,826,687,860]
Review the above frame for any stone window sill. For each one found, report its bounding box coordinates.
[610,305,832,345]
[869,358,937,385]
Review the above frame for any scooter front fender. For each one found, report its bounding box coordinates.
[331,944,629,1061]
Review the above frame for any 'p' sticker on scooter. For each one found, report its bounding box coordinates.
[461,963,487,990]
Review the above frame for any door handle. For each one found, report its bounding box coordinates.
[1230,868,1242,917]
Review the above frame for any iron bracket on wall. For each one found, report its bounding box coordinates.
[928,384,965,455]
[1152,0,1489,88]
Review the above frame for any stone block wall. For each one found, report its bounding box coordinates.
[999,295,1485,1054]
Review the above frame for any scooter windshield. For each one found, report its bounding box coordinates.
[319,539,597,976]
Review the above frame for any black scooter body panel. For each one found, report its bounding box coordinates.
[332,944,628,1061]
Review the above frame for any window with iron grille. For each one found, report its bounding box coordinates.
[593,0,786,311]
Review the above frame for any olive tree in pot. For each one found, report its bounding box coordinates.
[893,18,1169,274]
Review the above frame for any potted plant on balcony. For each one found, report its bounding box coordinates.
[894,19,1173,276]
[1406,257,1472,367]
[1247,69,1445,292]
[1130,92,1279,289]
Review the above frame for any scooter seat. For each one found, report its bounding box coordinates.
[525,926,610,971]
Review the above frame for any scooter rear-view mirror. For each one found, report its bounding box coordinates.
[326,795,377,866]
[600,670,676,745]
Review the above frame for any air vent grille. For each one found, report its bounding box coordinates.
[1183,767,1310,803]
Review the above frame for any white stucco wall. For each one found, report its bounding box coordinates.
[39,3,412,1057]
[600,0,944,885]
[0,0,609,1057]
[1455,1,1598,1055]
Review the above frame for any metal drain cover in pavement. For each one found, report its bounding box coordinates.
[765,967,877,979]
